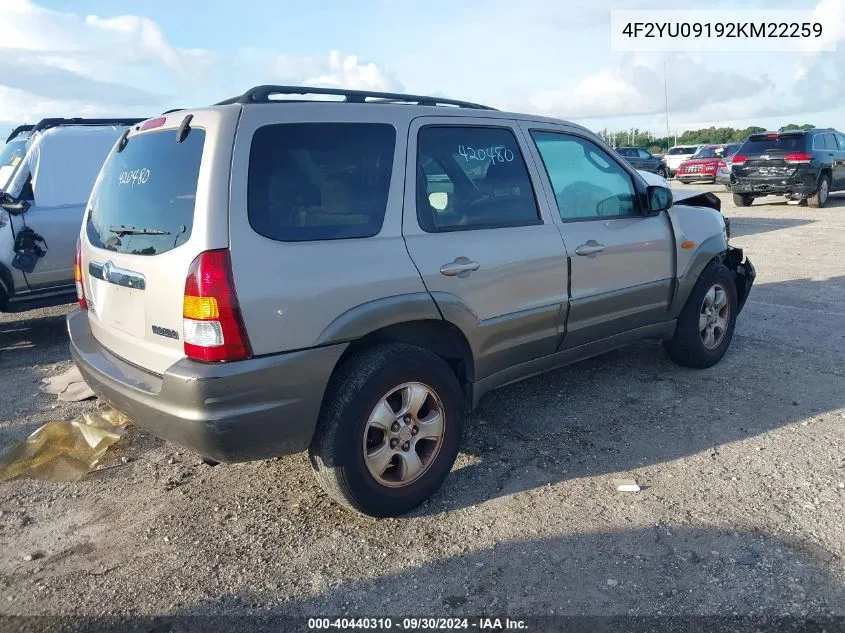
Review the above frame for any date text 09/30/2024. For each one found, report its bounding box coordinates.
[308,617,528,630]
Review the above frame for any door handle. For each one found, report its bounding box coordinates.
[440,257,480,277]
[574,240,606,257]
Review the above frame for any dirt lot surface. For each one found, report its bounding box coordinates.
[1,186,844,625]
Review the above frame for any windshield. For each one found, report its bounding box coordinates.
[86,128,205,256]
[0,139,28,190]
[741,134,805,154]
[692,147,722,159]
[667,146,698,155]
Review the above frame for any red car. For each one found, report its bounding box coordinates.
[676,145,731,184]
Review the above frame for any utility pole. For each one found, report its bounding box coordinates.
[664,61,670,151]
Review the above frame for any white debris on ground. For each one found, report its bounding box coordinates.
[40,365,95,402]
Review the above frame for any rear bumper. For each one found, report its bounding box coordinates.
[67,309,347,462]
[731,173,818,197]
[715,171,731,185]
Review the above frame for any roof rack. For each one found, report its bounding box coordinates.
[161,108,184,115]
[215,85,496,110]
[29,117,148,135]
[5,124,35,144]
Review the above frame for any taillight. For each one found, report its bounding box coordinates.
[784,152,812,164]
[717,161,727,168]
[732,155,747,165]
[183,249,252,362]
[74,238,87,310]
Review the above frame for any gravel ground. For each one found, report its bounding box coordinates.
[1,186,844,625]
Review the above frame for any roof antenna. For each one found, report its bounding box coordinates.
[176,114,193,143]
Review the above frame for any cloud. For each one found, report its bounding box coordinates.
[0,0,400,131]
[511,53,773,120]
[272,51,402,92]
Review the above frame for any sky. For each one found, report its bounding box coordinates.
[1,0,843,141]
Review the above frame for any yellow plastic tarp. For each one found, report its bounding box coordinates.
[0,409,130,483]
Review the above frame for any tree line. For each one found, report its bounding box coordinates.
[596,124,816,154]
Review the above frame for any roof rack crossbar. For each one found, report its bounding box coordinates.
[29,117,148,135]
[215,85,496,110]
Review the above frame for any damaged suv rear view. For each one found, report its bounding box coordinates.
[730,128,845,208]
[68,86,756,517]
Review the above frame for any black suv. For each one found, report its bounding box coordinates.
[615,146,669,178]
[730,128,845,208]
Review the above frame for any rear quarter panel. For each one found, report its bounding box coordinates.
[228,104,432,356]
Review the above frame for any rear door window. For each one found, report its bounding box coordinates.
[86,129,205,256]
[415,125,540,232]
[247,123,396,242]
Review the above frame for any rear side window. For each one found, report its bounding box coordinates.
[416,126,540,232]
[837,134,845,150]
[247,123,395,242]
[742,134,805,154]
[86,129,205,256]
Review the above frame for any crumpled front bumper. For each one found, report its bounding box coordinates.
[723,246,756,313]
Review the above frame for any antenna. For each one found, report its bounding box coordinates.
[664,61,670,150]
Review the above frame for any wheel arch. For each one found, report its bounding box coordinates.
[314,293,477,406]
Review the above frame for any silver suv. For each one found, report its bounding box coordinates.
[68,86,756,517]
[1,118,144,313]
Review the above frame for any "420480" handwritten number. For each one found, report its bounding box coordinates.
[458,145,515,164]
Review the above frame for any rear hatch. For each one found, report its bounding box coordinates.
[733,133,808,181]
[79,107,239,375]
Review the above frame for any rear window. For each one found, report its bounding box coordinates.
[247,123,396,242]
[741,134,805,154]
[0,139,27,190]
[86,129,205,256]
[667,146,697,155]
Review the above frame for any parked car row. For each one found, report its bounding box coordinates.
[0,84,756,516]
[613,127,845,208]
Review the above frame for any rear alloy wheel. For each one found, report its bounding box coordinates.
[664,262,738,369]
[807,174,830,208]
[732,193,753,207]
[658,166,669,179]
[309,343,464,517]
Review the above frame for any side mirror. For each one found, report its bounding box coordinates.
[646,185,673,214]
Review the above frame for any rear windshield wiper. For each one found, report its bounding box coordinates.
[109,225,171,236]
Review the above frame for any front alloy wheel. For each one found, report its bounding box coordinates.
[699,283,730,350]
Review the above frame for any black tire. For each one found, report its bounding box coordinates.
[664,262,738,369]
[657,166,669,179]
[807,173,830,208]
[309,343,464,517]
[732,193,753,207]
